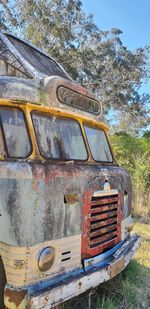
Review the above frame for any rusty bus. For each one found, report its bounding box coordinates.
[0,32,140,309]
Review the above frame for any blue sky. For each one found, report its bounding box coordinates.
[82,0,150,94]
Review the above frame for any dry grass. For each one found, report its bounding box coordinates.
[132,191,150,223]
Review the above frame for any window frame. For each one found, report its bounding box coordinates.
[31,110,89,162]
[0,106,32,159]
[84,123,114,163]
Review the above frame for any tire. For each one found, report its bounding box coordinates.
[0,256,6,309]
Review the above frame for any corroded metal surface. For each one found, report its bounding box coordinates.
[0,31,103,120]
[0,75,103,120]
[0,89,133,309]
[0,99,132,305]
[0,77,41,104]
[5,286,29,309]
[0,162,131,248]
[3,235,140,308]
[0,31,138,309]
[0,235,81,287]
[28,234,140,309]
[82,186,122,259]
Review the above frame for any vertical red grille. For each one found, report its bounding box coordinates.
[82,191,122,259]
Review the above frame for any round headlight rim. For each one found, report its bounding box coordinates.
[38,246,55,272]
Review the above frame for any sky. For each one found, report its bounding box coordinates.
[82,0,150,94]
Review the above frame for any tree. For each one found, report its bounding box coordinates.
[0,0,150,133]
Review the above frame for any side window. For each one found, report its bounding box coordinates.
[0,107,31,158]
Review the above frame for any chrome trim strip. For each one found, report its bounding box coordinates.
[93,189,118,197]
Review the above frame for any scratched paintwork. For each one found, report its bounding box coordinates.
[0,99,132,309]
[0,235,82,287]
[3,234,140,309]
[0,161,131,247]
[27,235,141,309]
[0,31,139,309]
[0,31,103,121]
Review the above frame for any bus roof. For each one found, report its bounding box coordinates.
[0,32,103,121]
[0,31,71,80]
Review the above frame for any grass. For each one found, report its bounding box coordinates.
[94,222,150,309]
[132,191,150,224]
[63,222,150,309]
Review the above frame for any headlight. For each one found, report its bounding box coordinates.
[38,247,55,272]
[127,224,133,232]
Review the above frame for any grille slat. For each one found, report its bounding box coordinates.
[89,192,120,251]
[90,236,118,248]
[91,196,118,206]
[90,217,118,228]
[91,203,118,214]
[90,210,118,221]
[89,230,118,247]
[90,223,117,237]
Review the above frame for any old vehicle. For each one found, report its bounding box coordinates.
[0,31,140,309]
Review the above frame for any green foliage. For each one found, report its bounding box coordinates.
[120,260,142,285]
[110,133,150,215]
[1,0,150,133]
[110,133,150,192]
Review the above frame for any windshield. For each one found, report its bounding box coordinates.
[32,112,87,160]
[84,125,113,162]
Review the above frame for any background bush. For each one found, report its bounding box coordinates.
[110,132,150,220]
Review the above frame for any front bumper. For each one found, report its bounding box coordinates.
[5,234,140,309]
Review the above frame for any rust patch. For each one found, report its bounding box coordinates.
[109,258,125,278]
[5,287,28,307]
[64,193,79,204]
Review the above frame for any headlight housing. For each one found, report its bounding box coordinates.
[38,247,55,272]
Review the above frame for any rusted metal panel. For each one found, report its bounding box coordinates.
[64,193,79,204]
[81,181,122,259]
[90,210,118,221]
[89,230,118,246]
[90,223,118,237]
[91,196,118,205]
[91,204,118,213]
[91,217,118,229]
[0,162,131,248]
[110,258,126,278]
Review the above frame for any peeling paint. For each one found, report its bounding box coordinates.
[5,287,29,309]
[0,60,134,308]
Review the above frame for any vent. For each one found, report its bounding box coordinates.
[90,194,118,248]
[82,191,122,259]
[61,251,71,262]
